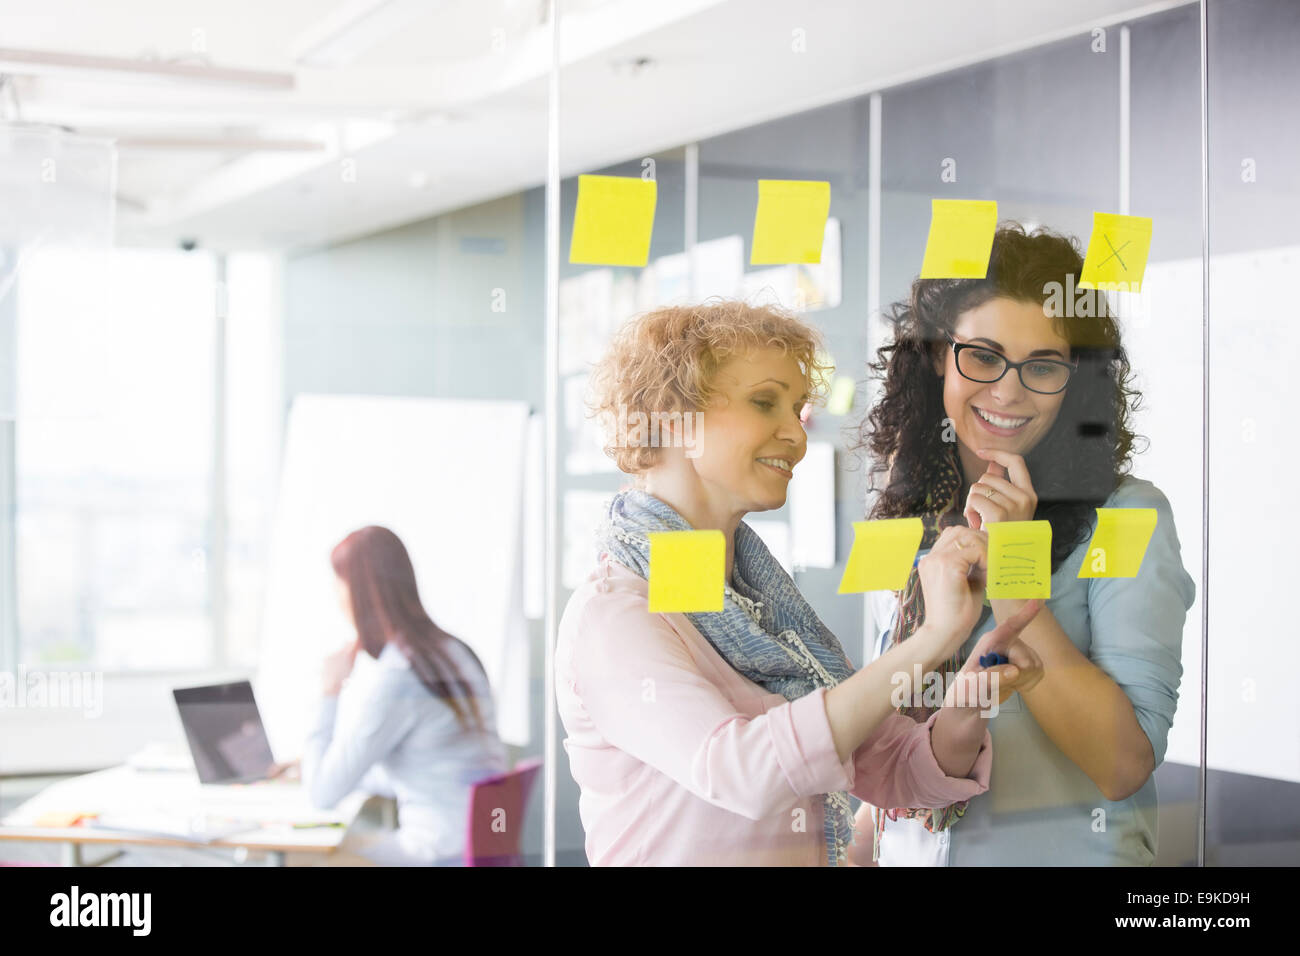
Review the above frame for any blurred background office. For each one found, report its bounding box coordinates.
[0,0,1296,865]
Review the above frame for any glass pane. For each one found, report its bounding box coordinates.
[1206,0,1300,865]
[254,0,550,865]
[0,2,551,870]
[553,1,1206,868]
[876,15,1203,869]
[555,77,690,865]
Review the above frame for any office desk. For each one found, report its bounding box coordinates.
[0,765,368,866]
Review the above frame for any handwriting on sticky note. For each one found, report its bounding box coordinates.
[1078,508,1157,579]
[1078,212,1153,292]
[568,174,657,267]
[750,180,831,265]
[647,530,725,613]
[919,199,998,279]
[837,518,924,594]
[986,520,1052,599]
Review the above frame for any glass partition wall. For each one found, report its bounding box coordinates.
[262,1,553,866]
[0,0,553,867]
[4,0,1296,872]
[541,0,1298,867]
[1204,0,1300,865]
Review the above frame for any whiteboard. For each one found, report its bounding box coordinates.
[254,394,532,755]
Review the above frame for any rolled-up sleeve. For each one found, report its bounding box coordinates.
[848,710,992,809]
[572,589,855,822]
[1086,481,1195,767]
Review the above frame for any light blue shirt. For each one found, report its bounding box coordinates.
[303,639,508,863]
[871,475,1196,865]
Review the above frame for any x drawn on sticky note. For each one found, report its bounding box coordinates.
[569,174,658,267]
[837,518,924,594]
[919,199,998,279]
[1078,212,1153,292]
[648,530,725,613]
[1078,508,1157,579]
[750,180,832,265]
[986,520,1052,600]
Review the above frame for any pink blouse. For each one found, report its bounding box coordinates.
[555,555,993,866]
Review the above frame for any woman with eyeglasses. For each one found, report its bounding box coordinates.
[857,223,1195,865]
[555,301,1046,866]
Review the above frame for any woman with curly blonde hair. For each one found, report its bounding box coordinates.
[555,299,1043,866]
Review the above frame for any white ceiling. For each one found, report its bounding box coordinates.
[0,0,1193,252]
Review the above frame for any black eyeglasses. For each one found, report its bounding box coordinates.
[943,331,1077,395]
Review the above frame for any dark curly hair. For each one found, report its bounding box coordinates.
[857,222,1148,571]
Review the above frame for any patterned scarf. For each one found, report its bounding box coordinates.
[596,488,858,867]
[870,442,990,861]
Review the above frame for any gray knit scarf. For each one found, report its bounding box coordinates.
[596,488,857,866]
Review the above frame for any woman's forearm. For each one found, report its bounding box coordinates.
[824,625,949,764]
[1002,606,1154,799]
[930,707,986,778]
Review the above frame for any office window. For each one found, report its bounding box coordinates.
[224,252,282,669]
[16,248,216,670]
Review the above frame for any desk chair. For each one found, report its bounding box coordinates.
[463,758,541,867]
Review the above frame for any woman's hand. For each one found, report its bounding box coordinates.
[963,449,1038,531]
[944,600,1046,711]
[322,638,361,696]
[915,525,990,661]
[267,758,302,781]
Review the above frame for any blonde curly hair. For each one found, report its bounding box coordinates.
[587,299,832,474]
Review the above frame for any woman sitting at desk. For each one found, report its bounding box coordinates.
[301,525,507,865]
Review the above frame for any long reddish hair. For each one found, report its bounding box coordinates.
[331,526,488,733]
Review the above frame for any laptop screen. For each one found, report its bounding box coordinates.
[173,681,276,784]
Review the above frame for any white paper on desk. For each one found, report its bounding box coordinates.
[91,813,251,844]
[788,442,836,569]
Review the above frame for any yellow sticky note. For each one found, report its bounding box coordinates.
[648,530,725,612]
[827,375,856,416]
[750,180,831,264]
[568,174,657,267]
[1078,212,1153,292]
[838,519,924,594]
[919,199,998,278]
[987,520,1052,599]
[1078,508,1157,579]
